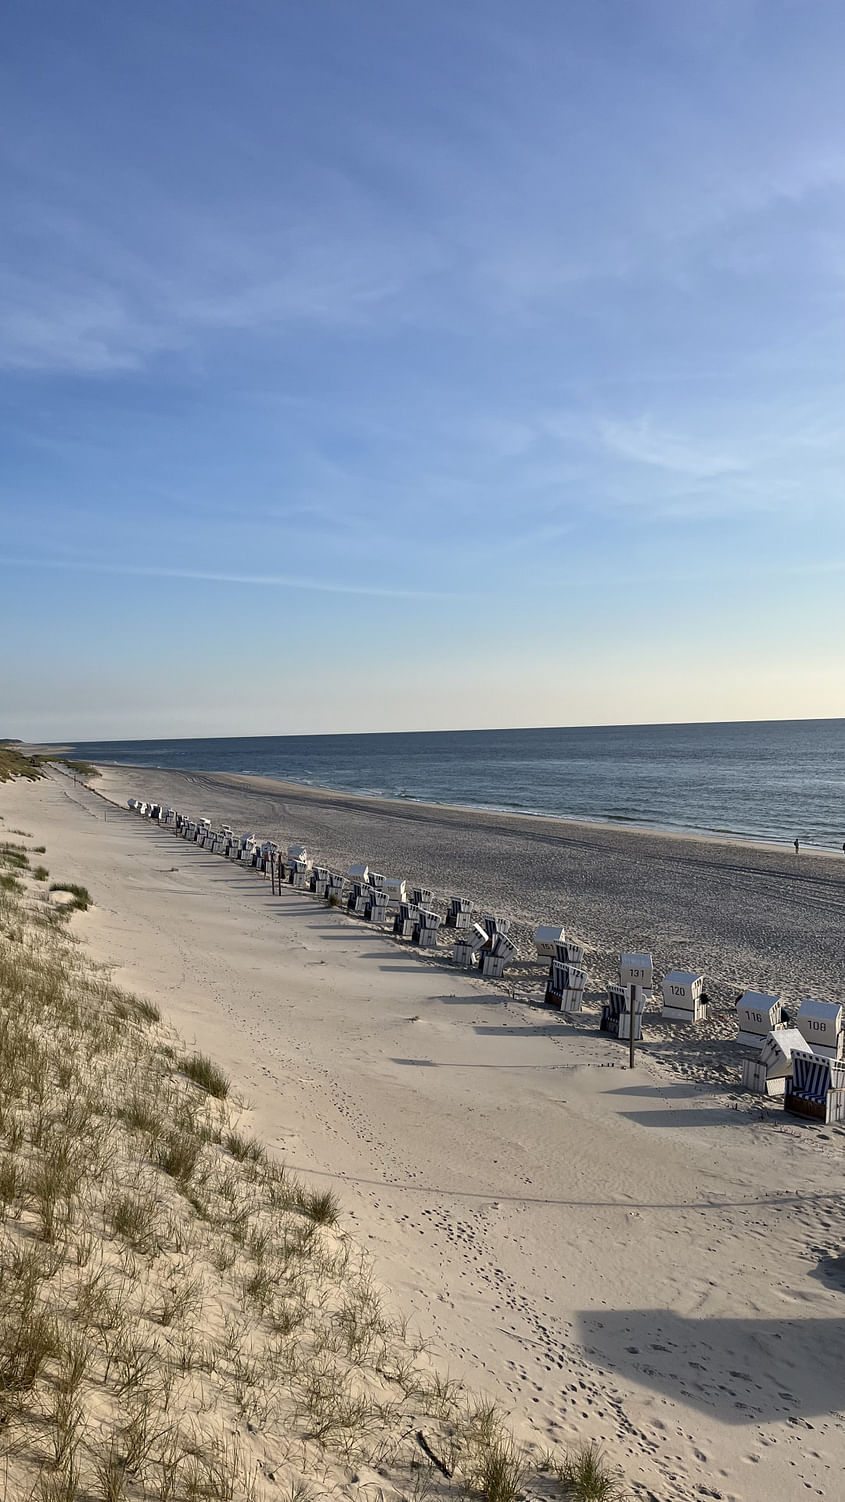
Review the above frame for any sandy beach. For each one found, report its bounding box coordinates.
[3,765,845,1502]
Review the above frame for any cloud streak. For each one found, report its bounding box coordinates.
[0,555,463,600]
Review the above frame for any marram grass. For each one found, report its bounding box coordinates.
[0,824,628,1502]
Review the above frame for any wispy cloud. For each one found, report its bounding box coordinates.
[598,416,744,479]
[0,555,462,600]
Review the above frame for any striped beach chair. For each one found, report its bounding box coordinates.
[446,897,473,929]
[453,938,476,967]
[393,902,420,939]
[601,985,644,1041]
[347,882,368,915]
[480,932,516,979]
[784,1055,845,1124]
[481,916,509,948]
[413,910,441,948]
[367,891,390,925]
[553,940,584,967]
[544,962,587,1013]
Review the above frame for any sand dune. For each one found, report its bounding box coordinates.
[4,766,845,1502]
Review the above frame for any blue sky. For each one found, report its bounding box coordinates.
[2,0,844,738]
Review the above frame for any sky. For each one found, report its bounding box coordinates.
[2,0,844,740]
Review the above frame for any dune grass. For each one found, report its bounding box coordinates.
[0,812,629,1502]
[0,747,45,783]
[48,882,92,914]
[180,1052,231,1099]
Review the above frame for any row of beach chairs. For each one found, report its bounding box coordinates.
[126,801,843,1112]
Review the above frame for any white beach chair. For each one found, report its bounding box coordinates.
[385,877,407,906]
[757,1028,812,1097]
[348,863,369,884]
[620,953,653,995]
[661,971,706,1023]
[741,1056,769,1094]
[795,999,843,1060]
[410,887,433,909]
[736,991,782,1048]
[535,925,566,958]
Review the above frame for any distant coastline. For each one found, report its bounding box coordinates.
[89,755,845,857]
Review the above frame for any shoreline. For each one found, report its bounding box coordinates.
[92,761,845,1023]
[91,758,845,861]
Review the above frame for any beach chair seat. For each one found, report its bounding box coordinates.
[348,863,369,884]
[661,970,706,1022]
[385,877,407,905]
[446,897,473,929]
[784,1055,845,1124]
[535,925,566,958]
[410,887,433,908]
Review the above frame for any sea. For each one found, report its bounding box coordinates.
[64,719,845,852]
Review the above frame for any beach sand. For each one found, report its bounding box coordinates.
[4,765,845,1502]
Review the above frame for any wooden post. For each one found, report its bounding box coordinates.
[629,984,637,1070]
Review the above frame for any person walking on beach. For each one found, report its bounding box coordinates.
[794,838,800,856]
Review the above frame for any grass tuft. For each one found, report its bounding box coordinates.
[180,1053,230,1099]
[297,1186,341,1225]
[553,1443,626,1501]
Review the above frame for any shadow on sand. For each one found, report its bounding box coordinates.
[578,1308,845,1422]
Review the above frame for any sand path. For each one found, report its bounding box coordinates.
[4,769,845,1502]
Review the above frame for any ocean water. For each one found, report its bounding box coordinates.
[65,720,845,851]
